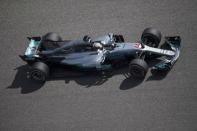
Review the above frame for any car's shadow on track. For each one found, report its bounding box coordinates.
[7,65,44,94]
[7,60,168,94]
[51,66,144,90]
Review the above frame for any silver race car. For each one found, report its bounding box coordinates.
[20,28,181,82]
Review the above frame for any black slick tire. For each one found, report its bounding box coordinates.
[30,62,49,82]
[141,28,162,48]
[129,59,148,78]
[42,32,62,42]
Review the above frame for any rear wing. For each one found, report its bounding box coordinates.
[152,36,181,71]
[19,37,41,62]
[25,37,41,56]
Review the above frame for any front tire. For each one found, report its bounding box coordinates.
[30,62,49,82]
[141,28,162,48]
[129,59,148,78]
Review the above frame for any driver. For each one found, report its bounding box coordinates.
[83,35,103,49]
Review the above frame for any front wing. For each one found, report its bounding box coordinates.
[152,36,181,71]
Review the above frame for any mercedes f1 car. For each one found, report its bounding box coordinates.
[20,28,181,82]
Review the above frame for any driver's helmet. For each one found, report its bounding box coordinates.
[93,42,103,49]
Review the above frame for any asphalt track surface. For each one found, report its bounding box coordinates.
[0,0,197,131]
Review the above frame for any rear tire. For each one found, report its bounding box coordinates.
[129,59,148,78]
[42,32,62,50]
[42,32,62,42]
[30,62,49,82]
[141,28,162,48]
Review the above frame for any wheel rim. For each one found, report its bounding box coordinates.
[130,65,145,78]
[31,70,46,81]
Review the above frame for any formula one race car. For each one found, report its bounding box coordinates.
[20,28,181,82]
